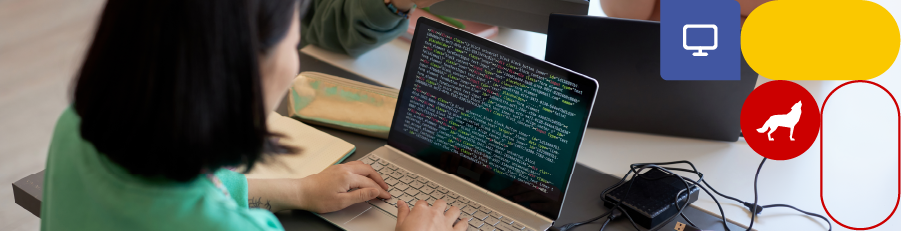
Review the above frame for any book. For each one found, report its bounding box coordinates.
[241,112,356,179]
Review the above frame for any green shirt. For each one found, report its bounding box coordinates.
[40,108,283,231]
[301,0,409,57]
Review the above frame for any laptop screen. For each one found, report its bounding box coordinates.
[388,18,597,219]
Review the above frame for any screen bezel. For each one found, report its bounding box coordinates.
[387,17,599,221]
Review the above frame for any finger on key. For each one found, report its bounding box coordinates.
[433,199,448,212]
[444,202,462,225]
[396,200,410,225]
[345,161,391,191]
[349,174,391,199]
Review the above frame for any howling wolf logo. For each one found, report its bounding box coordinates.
[756,101,802,141]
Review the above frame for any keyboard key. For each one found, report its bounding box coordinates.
[444,197,457,204]
[389,189,404,198]
[437,187,449,193]
[426,182,439,188]
[461,206,478,215]
[399,176,415,184]
[480,227,495,231]
[417,177,429,183]
[496,223,517,231]
[385,178,399,185]
[426,196,437,205]
[500,217,514,225]
[362,158,375,165]
[403,188,421,197]
[371,163,384,171]
[467,226,479,231]
[510,222,525,230]
[368,155,380,161]
[479,207,492,214]
[447,191,459,198]
[458,197,470,203]
[469,219,485,228]
[473,211,490,220]
[415,193,431,201]
[451,201,468,209]
[489,211,503,218]
[399,194,416,204]
[410,181,425,189]
[459,214,473,222]
[420,186,435,194]
[378,159,388,165]
[389,171,404,179]
[468,202,481,209]
[384,197,399,205]
[394,182,410,190]
[430,192,445,200]
[387,163,398,170]
[484,217,500,226]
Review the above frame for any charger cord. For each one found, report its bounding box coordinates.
[558,159,832,231]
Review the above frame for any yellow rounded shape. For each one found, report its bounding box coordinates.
[741,0,900,80]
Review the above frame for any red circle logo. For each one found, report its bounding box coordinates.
[740,80,820,160]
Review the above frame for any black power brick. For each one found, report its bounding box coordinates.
[603,168,700,229]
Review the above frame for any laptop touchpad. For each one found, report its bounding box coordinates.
[343,207,397,231]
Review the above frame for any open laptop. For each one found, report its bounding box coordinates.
[318,17,599,231]
[545,14,758,142]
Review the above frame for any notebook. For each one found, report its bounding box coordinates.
[241,112,356,179]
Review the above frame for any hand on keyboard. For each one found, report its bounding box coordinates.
[396,199,467,231]
[295,161,392,213]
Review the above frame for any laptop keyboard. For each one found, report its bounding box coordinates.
[362,154,536,231]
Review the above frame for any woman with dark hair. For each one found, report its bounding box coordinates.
[40,0,466,230]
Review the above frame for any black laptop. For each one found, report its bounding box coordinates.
[545,14,758,142]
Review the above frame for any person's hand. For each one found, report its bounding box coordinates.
[386,0,445,12]
[294,161,391,213]
[396,199,467,231]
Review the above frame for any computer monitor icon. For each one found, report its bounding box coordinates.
[683,24,718,56]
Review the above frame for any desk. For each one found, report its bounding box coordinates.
[295,0,901,229]
[276,123,747,231]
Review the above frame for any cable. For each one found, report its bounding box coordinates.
[744,158,832,231]
[747,158,765,231]
[761,204,832,231]
[559,159,831,231]
[598,209,622,231]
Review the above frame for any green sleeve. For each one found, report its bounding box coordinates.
[215,168,250,209]
[301,0,409,57]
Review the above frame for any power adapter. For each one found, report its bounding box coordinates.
[603,168,700,229]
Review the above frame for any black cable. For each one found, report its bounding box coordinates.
[598,218,611,231]
[561,159,831,231]
[747,158,766,231]
[761,204,832,231]
[743,158,832,231]
[598,209,622,231]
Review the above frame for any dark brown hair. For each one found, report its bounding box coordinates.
[74,0,305,181]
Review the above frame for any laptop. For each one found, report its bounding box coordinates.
[318,17,599,231]
[545,14,759,142]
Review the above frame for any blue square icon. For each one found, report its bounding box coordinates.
[661,0,740,81]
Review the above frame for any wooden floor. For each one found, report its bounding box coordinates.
[0,0,105,230]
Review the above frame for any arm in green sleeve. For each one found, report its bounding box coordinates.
[301,0,409,57]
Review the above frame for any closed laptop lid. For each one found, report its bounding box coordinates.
[546,14,758,142]
[387,17,599,220]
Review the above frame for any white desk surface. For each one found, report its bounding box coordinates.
[300,0,901,230]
